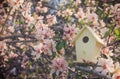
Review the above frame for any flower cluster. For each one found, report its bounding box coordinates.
[95,58,114,75]
[63,24,78,41]
[41,39,56,55]
[51,57,68,75]
[95,57,120,79]
[0,0,120,79]
[36,26,55,40]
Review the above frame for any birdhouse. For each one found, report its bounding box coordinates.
[72,26,105,63]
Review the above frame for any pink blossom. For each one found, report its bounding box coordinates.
[21,55,29,69]
[35,26,55,40]
[41,39,56,55]
[41,7,48,13]
[114,62,120,69]
[9,52,18,58]
[74,8,85,20]
[21,2,32,12]
[37,1,42,7]
[112,74,120,79]
[109,35,116,42]
[46,15,57,26]
[87,13,98,25]
[8,26,15,32]
[87,13,98,21]
[101,47,113,57]
[114,4,120,26]
[51,57,68,75]
[0,42,7,52]
[100,20,106,27]
[7,0,24,9]
[74,0,81,5]
[35,7,41,13]
[36,7,48,13]
[41,27,55,38]
[63,24,78,41]
[95,58,114,75]
[35,18,45,29]
[62,9,73,17]
[57,10,62,16]
[112,62,120,79]
[22,14,35,25]
[0,7,7,24]
[31,43,43,59]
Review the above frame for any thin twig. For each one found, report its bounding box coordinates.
[68,67,78,75]
[0,34,35,41]
[107,40,120,46]
[6,39,37,43]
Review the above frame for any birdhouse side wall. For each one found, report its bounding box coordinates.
[94,43,103,58]
[75,29,99,63]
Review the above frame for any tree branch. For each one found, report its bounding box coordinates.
[75,66,111,79]
[0,34,35,41]
[6,39,37,44]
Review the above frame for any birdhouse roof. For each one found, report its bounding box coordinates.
[72,26,105,46]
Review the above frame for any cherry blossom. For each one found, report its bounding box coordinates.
[31,43,43,59]
[0,5,7,24]
[41,39,56,55]
[99,20,106,27]
[23,14,35,25]
[74,0,81,5]
[112,62,120,79]
[62,9,73,17]
[46,14,57,26]
[37,1,42,7]
[95,58,114,75]
[51,57,68,75]
[7,0,24,9]
[0,42,7,52]
[87,13,98,26]
[0,0,120,78]
[41,7,48,13]
[9,51,18,58]
[21,55,29,69]
[74,8,85,21]
[35,16,45,29]
[63,24,78,41]
[35,26,55,40]
[102,47,113,57]
[111,4,120,25]
[21,1,32,12]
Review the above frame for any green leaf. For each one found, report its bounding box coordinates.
[96,8,102,16]
[67,16,71,22]
[101,13,107,19]
[79,19,85,25]
[15,21,19,25]
[114,28,120,40]
[56,40,66,50]
[103,31,110,38]
[28,61,32,66]
[114,29,120,36]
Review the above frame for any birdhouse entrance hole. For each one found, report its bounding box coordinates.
[82,36,89,43]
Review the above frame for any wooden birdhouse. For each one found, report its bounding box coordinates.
[72,26,105,63]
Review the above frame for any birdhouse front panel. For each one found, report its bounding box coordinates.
[75,29,100,63]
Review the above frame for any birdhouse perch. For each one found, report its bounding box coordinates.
[72,26,105,63]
